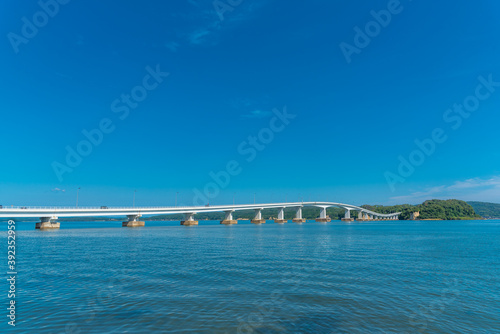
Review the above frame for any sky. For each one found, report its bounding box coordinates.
[1,0,500,207]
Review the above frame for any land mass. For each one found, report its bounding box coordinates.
[362,199,481,220]
[467,201,500,218]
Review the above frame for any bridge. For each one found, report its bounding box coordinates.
[0,202,400,229]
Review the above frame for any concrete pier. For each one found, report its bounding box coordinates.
[251,209,266,224]
[221,220,237,225]
[122,220,145,227]
[274,208,288,224]
[181,220,199,226]
[181,213,198,226]
[36,217,60,230]
[123,214,145,227]
[342,209,354,222]
[221,211,237,224]
[316,207,331,222]
[293,207,305,223]
[275,208,287,223]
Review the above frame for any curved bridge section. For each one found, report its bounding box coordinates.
[0,202,401,229]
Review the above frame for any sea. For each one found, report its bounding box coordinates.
[1,219,499,333]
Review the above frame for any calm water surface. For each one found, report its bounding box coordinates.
[2,220,499,333]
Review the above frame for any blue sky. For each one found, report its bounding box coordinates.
[1,0,500,207]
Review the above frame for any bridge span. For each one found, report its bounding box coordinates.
[0,202,401,229]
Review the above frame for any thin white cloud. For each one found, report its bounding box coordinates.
[188,28,212,45]
[51,188,66,193]
[187,0,200,7]
[165,41,180,52]
[241,110,272,119]
[447,177,500,190]
[389,175,500,204]
[181,1,266,47]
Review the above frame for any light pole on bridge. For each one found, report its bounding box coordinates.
[76,187,80,207]
[133,190,137,208]
[175,192,178,207]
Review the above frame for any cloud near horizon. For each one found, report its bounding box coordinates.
[389,175,500,204]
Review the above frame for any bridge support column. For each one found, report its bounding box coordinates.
[36,216,60,230]
[251,209,266,224]
[181,213,198,226]
[357,211,365,221]
[316,207,331,222]
[221,211,237,225]
[122,215,145,227]
[275,207,287,223]
[293,207,306,223]
[341,209,354,222]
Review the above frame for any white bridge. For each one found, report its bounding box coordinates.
[0,202,401,229]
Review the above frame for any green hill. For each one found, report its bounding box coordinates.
[468,201,500,218]
[362,199,480,220]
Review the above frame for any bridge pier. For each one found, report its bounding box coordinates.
[316,207,331,222]
[275,207,287,223]
[122,215,145,227]
[292,206,306,223]
[221,211,237,225]
[341,209,354,222]
[357,211,363,221]
[251,209,266,224]
[36,216,60,230]
[181,213,198,226]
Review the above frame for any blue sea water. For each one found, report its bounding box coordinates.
[1,220,499,333]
